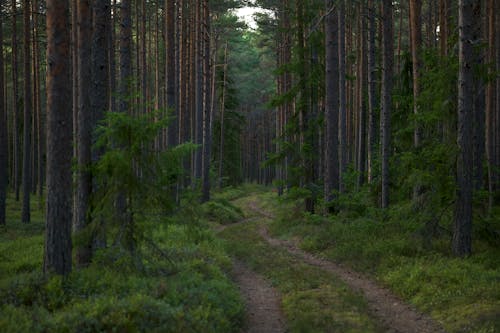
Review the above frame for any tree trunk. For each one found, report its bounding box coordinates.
[380,0,393,209]
[201,0,211,202]
[90,0,111,250]
[0,9,7,225]
[339,0,348,192]
[21,0,32,224]
[194,0,203,182]
[367,0,378,183]
[409,0,422,148]
[12,0,20,201]
[166,0,177,147]
[324,0,340,207]
[120,0,132,114]
[357,3,367,188]
[472,0,485,191]
[453,0,474,257]
[44,0,73,276]
[486,0,496,209]
[75,0,92,266]
[218,42,228,189]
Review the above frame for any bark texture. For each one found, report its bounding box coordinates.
[44,0,73,276]
[453,0,474,257]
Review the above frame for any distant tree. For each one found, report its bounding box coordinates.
[44,0,73,276]
[166,0,177,147]
[21,0,32,224]
[120,0,132,115]
[202,0,212,202]
[453,0,474,257]
[409,0,422,148]
[380,0,393,208]
[324,0,339,207]
[0,8,7,226]
[11,0,20,201]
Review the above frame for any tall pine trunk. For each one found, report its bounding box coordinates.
[21,0,32,224]
[75,0,92,266]
[0,9,7,225]
[44,0,73,276]
[380,0,393,208]
[453,0,474,257]
[324,1,340,207]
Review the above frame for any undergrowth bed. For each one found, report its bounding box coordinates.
[263,190,500,333]
[0,193,244,333]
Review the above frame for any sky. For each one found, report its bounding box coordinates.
[234,6,268,30]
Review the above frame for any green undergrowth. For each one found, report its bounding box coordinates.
[260,191,500,333]
[218,214,383,333]
[0,193,244,333]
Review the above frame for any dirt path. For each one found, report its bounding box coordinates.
[231,260,286,333]
[247,201,446,333]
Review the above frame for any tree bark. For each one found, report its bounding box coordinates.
[453,0,474,257]
[21,0,32,224]
[324,0,340,206]
[44,0,73,276]
[339,0,348,192]
[201,0,211,202]
[380,0,393,209]
[367,0,378,183]
[119,0,132,114]
[166,0,177,147]
[0,9,7,225]
[75,0,92,266]
[409,0,422,148]
[12,0,20,201]
[357,3,367,188]
[472,0,485,191]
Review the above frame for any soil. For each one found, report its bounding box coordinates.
[247,200,446,333]
[231,260,286,333]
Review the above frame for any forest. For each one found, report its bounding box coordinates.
[0,0,499,332]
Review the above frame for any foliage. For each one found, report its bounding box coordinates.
[202,198,244,225]
[265,190,500,333]
[90,111,196,251]
[0,193,244,333]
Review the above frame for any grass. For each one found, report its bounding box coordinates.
[259,190,500,333]
[0,192,244,333]
[215,194,383,333]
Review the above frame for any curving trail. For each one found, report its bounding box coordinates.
[247,200,446,333]
[232,260,286,333]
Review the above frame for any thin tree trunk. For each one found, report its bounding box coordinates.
[194,0,203,181]
[166,0,177,147]
[357,3,367,188]
[486,0,496,209]
[201,0,211,202]
[120,0,132,115]
[0,8,7,225]
[380,0,393,209]
[325,0,340,207]
[218,42,228,189]
[410,0,422,148]
[44,0,73,276]
[12,0,20,201]
[339,0,348,192]
[367,0,378,183]
[453,0,474,257]
[21,0,32,224]
[472,1,485,191]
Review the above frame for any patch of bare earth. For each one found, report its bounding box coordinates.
[231,260,286,333]
[248,201,446,333]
